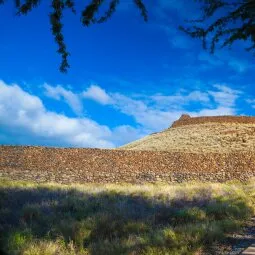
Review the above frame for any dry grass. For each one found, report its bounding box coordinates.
[120,123,255,153]
[0,178,254,255]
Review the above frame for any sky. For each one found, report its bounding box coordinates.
[0,0,255,148]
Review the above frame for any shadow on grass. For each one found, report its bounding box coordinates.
[0,183,253,255]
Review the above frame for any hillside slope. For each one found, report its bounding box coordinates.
[120,115,255,153]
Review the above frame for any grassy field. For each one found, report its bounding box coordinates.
[0,178,254,255]
[120,123,255,153]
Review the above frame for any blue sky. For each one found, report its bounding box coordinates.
[0,0,255,148]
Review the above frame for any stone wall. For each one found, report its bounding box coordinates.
[0,146,255,184]
[171,115,255,128]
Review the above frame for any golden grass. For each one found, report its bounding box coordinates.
[120,123,255,153]
[0,178,254,254]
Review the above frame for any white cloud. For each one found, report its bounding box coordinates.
[111,93,182,130]
[80,83,241,132]
[228,59,249,73]
[0,80,244,148]
[81,85,180,131]
[82,85,112,105]
[208,84,241,108]
[0,81,141,148]
[44,83,83,115]
[218,50,253,73]
[111,125,146,146]
[152,91,210,108]
[197,107,236,116]
[246,98,255,109]
[199,50,253,73]
[82,83,240,132]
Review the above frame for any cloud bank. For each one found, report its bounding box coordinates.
[0,80,246,148]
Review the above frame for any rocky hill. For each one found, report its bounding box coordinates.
[120,114,255,153]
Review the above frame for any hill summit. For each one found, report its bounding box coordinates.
[120,114,255,153]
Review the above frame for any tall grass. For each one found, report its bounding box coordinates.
[0,178,254,255]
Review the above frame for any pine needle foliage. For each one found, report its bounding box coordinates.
[180,0,255,54]
[0,0,148,73]
[1,0,254,73]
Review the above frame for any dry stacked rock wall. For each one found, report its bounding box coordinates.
[0,146,255,184]
[171,115,255,128]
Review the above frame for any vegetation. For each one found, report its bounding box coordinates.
[1,0,254,72]
[121,122,255,153]
[0,0,147,73]
[0,178,254,255]
[181,0,255,54]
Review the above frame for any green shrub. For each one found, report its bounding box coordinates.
[172,207,207,224]
[123,221,150,235]
[57,219,92,249]
[6,229,33,255]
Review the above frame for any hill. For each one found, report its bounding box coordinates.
[1,115,255,185]
[120,114,255,153]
